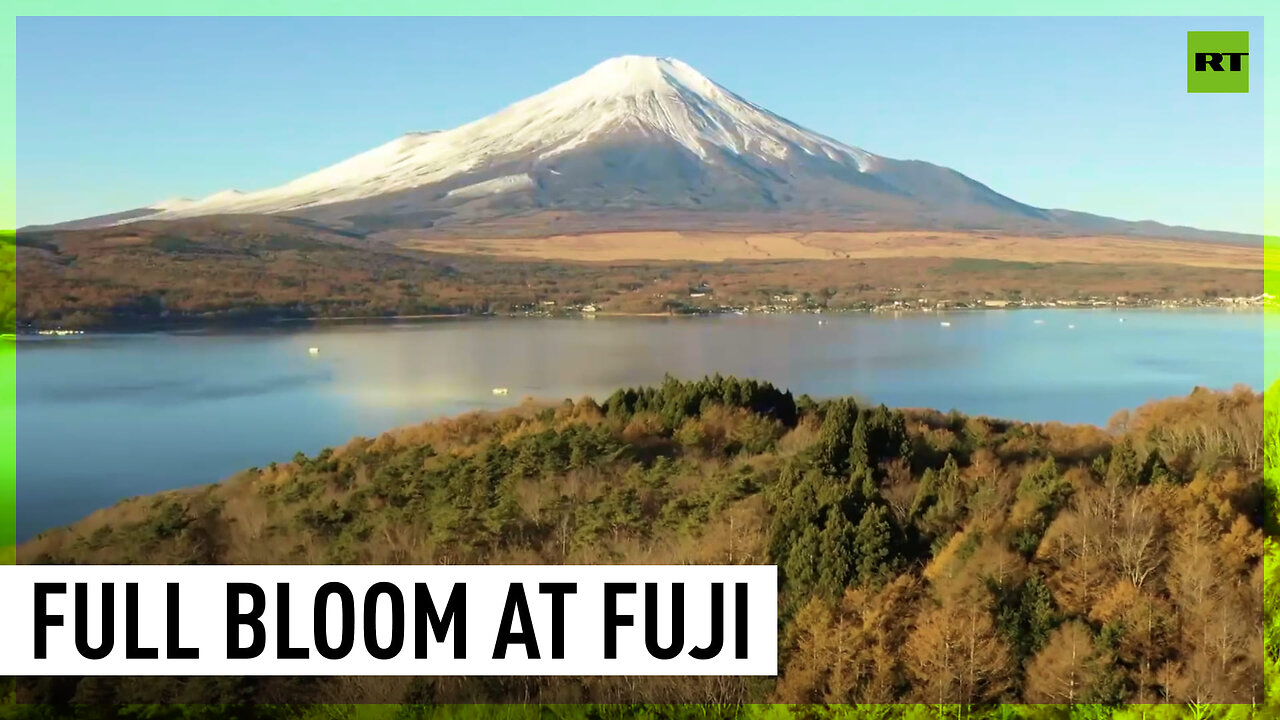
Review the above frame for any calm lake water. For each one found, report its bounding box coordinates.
[17,308,1265,540]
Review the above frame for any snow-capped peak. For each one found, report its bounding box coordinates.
[141,55,880,221]
[562,55,723,101]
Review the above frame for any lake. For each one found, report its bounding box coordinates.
[16,308,1265,540]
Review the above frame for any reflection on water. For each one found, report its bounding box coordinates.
[17,308,1263,540]
[32,370,334,404]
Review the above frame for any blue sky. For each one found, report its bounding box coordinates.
[17,16,1264,233]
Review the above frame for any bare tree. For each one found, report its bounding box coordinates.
[1111,490,1166,588]
[1024,621,1099,703]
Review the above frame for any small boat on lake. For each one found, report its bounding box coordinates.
[939,321,951,327]
[492,387,510,396]
[308,347,319,356]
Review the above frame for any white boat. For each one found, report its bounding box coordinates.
[308,347,319,356]
[492,387,510,396]
[939,321,951,327]
[1033,319,1045,325]
[1067,324,1076,330]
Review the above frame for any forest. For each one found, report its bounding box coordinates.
[15,376,1272,713]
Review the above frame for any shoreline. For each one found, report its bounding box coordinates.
[275,312,471,322]
[13,302,1268,338]
[17,378,1265,544]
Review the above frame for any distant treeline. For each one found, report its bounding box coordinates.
[15,220,1262,330]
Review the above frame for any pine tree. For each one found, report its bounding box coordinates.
[816,398,858,477]
[784,523,823,599]
[1107,438,1142,487]
[817,508,857,598]
[853,504,895,588]
[992,572,1059,665]
[849,411,871,471]
[909,466,940,521]
[1140,448,1174,484]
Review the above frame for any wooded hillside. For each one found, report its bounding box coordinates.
[18,377,1270,708]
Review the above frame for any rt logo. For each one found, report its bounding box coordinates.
[1187,31,1249,93]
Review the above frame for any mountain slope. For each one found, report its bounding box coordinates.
[29,56,1256,244]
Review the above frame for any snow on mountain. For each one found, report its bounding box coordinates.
[445,174,536,199]
[141,56,882,221]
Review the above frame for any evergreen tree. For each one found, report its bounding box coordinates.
[1140,448,1174,484]
[816,398,858,477]
[783,523,823,599]
[1107,438,1142,486]
[849,411,872,472]
[817,508,856,598]
[853,504,895,588]
[992,572,1059,665]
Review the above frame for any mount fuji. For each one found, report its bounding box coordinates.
[31,56,1252,243]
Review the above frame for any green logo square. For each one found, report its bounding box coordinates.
[1187,31,1249,93]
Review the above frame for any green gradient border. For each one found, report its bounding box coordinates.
[2,3,13,566]
[3,2,1275,715]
